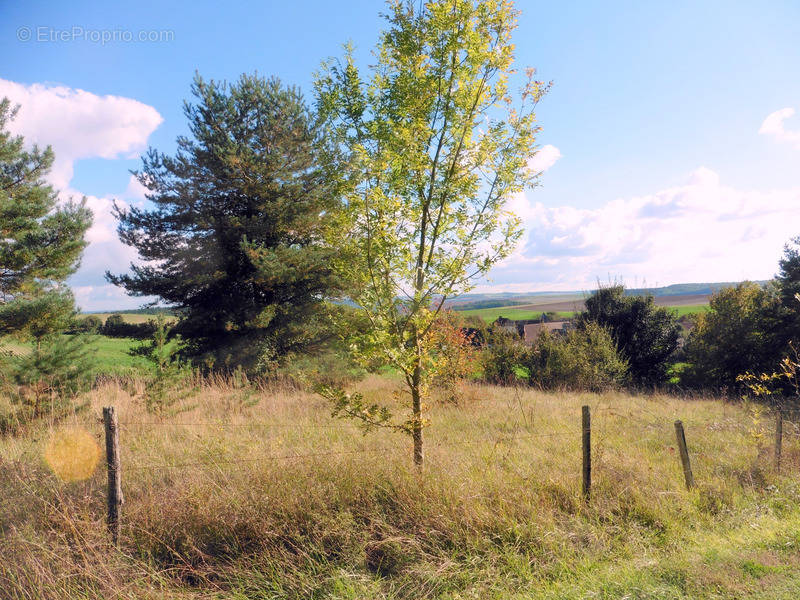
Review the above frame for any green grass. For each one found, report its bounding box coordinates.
[89,335,151,375]
[2,335,151,376]
[672,303,710,317]
[459,307,575,321]
[2,377,800,598]
[459,304,709,322]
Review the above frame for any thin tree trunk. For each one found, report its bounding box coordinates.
[411,363,424,467]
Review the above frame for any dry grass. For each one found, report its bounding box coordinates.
[2,376,800,598]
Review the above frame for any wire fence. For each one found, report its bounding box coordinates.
[100,406,800,472]
[39,398,797,546]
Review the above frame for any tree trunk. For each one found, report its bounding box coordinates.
[411,364,424,467]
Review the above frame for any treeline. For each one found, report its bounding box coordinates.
[69,314,158,339]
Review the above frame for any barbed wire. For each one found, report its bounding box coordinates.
[119,420,360,429]
[44,398,790,480]
[124,446,400,472]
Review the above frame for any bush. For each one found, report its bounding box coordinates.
[523,322,628,391]
[101,314,157,339]
[71,315,102,333]
[481,327,525,385]
[275,348,366,389]
[429,313,480,402]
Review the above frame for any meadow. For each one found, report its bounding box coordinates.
[456,307,577,322]
[2,375,800,599]
[456,304,708,322]
[1,335,149,377]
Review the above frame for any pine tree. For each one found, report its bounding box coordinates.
[131,314,191,415]
[0,99,91,310]
[107,74,344,370]
[0,98,94,428]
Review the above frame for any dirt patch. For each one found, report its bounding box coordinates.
[653,294,710,306]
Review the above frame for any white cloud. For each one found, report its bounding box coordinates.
[72,284,144,313]
[0,78,162,188]
[125,174,150,201]
[759,107,800,149]
[0,78,162,310]
[484,167,800,292]
[527,144,561,173]
[67,189,148,311]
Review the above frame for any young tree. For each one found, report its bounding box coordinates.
[131,314,191,415]
[581,285,681,387]
[108,74,344,370]
[315,0,548,464]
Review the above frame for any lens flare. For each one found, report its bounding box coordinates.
[44,428,102,482]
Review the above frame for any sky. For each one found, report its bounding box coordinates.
[1,0,799,310]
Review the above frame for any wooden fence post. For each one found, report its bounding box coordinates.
[582,405,591,500]
[103,406,123,546]
[775,408,783,473]
[674,420,694,490]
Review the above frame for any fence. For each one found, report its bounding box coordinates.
[97,402,800,546]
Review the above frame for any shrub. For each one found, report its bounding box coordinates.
[481,327,525,385]
[102,314,157,339]
[76,315,103,332]
[276,348,366,389]
[523,321,628,391]
[429,314,479,402]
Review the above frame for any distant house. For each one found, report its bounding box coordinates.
[523,321,570,344]
[493,316,519,335]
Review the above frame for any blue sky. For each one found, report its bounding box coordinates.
[2,0,800,309]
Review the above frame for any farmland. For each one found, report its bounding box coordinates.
[456,294,711,322]
[2,375,800,598]
[0,335,148,377]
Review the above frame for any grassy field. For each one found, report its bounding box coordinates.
[672,304,710,317]
[457,307,576,321]
[459,304,709,322]
[2,375,800,598]
[1,335,149,376]
[90,336,151,375]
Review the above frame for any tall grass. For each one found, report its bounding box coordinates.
[2,376,800,598]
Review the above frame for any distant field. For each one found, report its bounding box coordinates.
[82,312,175,324]
[459,307,576,321]
[673,304,710,317]
[91,336,151,374]
[459,296,710,322]
[1,335,150,376]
